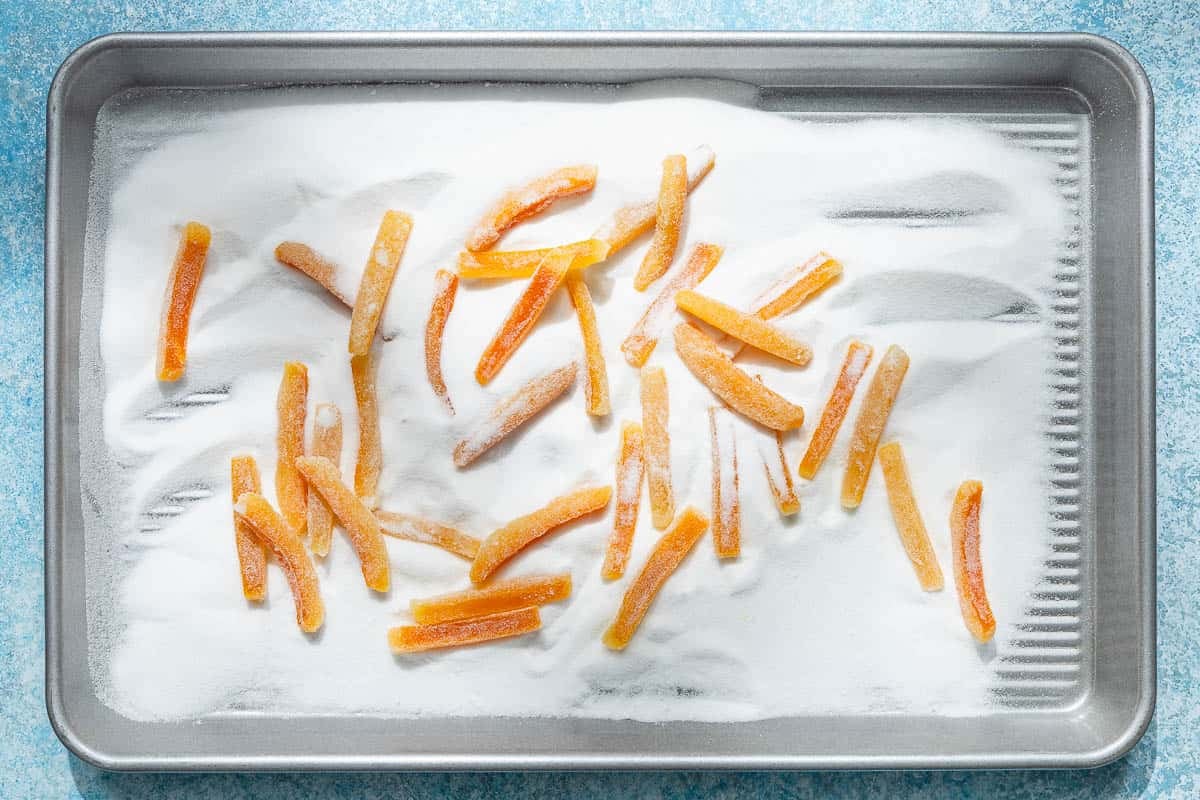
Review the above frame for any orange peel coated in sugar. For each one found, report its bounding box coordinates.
[375,510,481,561]
[708,407,741,559]
[457,239,609,280]
[673,322,805,431]
[389,607,542,654]
[348,210,412,356]
[233,493,324,633]
[640,367,674,530]
[675,289,812,366]
[565,272,611,417]
[275,361,309,535]
[950,480,995,642]
[306,404,343,558]
[633,154,687,291]
[602,506,709,650]
[749,385,799,515]
[351,351,382,507]
[475,248,575,386]
[156,221,212,382]
[453,362,578,468]
[230,455,266,601]
[877,441,944,591]
[840,345,909,509]
[466,164,598,252]
[410,573,572,625]
[798,340,874,480]
[470,484,612,586]
[425,269,459,415]
[274,241,353,306]
[621,242,724,368]
[294,456,390,593]
[750,252,843,321]
[602,421,646,580]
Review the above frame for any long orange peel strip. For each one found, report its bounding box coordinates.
[565,272,611,417]
[749,383,800,515]
[410,573,572,625]
[351,351,382,507]
[230,455,266,601]
[457,239,609,280]
[640,367,674,530]
[453,361,578,468]
[633,154,687,291]
[602,506,709,650]
[709,406,741,559]
[307,404,343,558]
[156,221,212,381]
[425,269,459,414]
[950,480,995,642]
[475,248,575,385]
[233,493,324,632]
[840,344,910,509]
[274,241,353,306]
[375,510,482,561]
[673,322,805,431]
[275,361,309,535]
[348,210,412,356]
[389,607,542,654]
[621,242,724,368]
[294,455,390,593]
[466,164,598,252]
[470,484,612,586]
[878,441,944,591]
[798,340,874,480]
[676,289,812,366]
[751,251,844,321]
[602,421,646,580]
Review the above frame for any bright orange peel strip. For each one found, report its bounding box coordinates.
[633,154,687,291]
[234,493,324,632]
[676,289,812,366]
[602,421,646,580]
[840,344,909,509]
[156,221,212,381]
[410,573,571,625]
[375,510,481,561]
[466,164,598,252]
[294,455,390,593]
[594,145,715,254]
[230,455,266,601]
[565,272,611,417]
[878,441,944,591]
[306,404,343,558]
[640,367,674,530]
[709,406,741,559]
[621,242,724,368]
[351,351,382,507]
[275,361,308,535]
[274,241,352,306]
[453,362,578,468]
[799,340,874,480]
[457,239,609,280]
[751,252,844,321]
[425,269,459,414]
[348,210,412,356]
[950,480,995,642]
[389,607,542,654]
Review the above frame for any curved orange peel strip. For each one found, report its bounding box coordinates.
[799,340,874,480]
[389,606,542,654]
[602,421,646,580]
[676,289,812,366]
[673,322,805,431]
[751,252,844,321]
[351,351,382,507]
[878,441,944,591]
[453,362,578,468]
[294,455,390,593]
[348,210,412,356]
[950,480,995,642]
[156,221,212,381]
[274,241,353,306]
[565,272,611,417]
[230,455,266,601]
[411,573,571,625]
[234,493,324,632]
[633,154,687,291]
[457,239,609,280]
[840,344,909,509]
[621,242,724,368]
[709,407,741,559]
[475,248,575,385]
[275,361,309,535]
[307,404,343,558]
[425,269,459,415]
[594,145,715,254]
[640,367,674,530]
[470,484,612,586]
[375,510,481,561]
[466,164,598,252]
[602,506,709,650]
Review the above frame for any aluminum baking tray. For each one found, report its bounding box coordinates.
[45,32,1154,771]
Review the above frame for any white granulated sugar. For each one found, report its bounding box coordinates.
[80,85,1068,723]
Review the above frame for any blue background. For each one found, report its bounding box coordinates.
[2,2,1195,797]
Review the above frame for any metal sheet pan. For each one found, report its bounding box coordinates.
[44,32,1154,771]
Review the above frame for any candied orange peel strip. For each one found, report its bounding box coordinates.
[348,210,412,356]
[466,164,598,252]
[457,239,609,280]
[156,221,212,382]
[676,289,812,366]
[799,340,874,480]
[351,351,382,508]
[306,404,343,558]
[602,421,646,580]
[375,510,481,561]
[470,484,612,586]
[453,362,578,468]
[640,367,674,530]
[673,322,805,431]
[950,480,995,642]
[621,242,724,368]
[751,252,844,321]
[411,573,572,625]
[594,145,715,255]
[234,493,324,632]
[565,272,611,417]
[425,269,459,415]
[274,241,353,306]
[878,441,944,591]
[602,506,709,650]
[230,455,266,601]
[840,344,909,509]
[275,361,309,535]
[709,406,741,559]
[749,381,800,515]
[294,455,390,593]
[475,248,575,386]
[633,154,687,291]
[389,606,542,654]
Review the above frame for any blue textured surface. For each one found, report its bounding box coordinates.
[2,1,1195,797]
